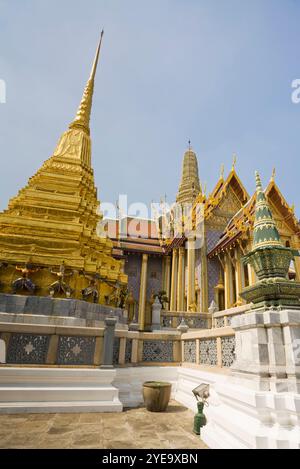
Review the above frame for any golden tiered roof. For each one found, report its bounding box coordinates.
[0,33,127,297]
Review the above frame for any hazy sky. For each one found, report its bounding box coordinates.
[0,0,300,216]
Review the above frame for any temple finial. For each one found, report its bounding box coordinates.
[188,140,191,151]
[232,153,237,171]
[255,170,263,191]
[69,30,104,135]
[220,163,224,180]
[271,167,276,182]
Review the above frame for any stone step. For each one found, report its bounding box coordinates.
[0,400,122,413]
[0,387,119,402]
[0,367,123,413]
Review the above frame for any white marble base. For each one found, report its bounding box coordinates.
[174,366,300,449]
[0,367,122,413]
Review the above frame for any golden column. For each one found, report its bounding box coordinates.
[187,237,196,311]
[170,249,178,311]
[164,256,171,304]
[177,247,185,311]
[234,246,244,305]
[138,254,148,330]
[200,237,208,312]
[224,253,233,309]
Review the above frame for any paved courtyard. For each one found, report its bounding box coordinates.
[0,401,208,449]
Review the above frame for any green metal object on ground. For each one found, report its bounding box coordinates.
[193,401,207,435]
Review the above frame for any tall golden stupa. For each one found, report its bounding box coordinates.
[0,31,127,300]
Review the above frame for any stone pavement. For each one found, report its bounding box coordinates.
[0,400,208,449]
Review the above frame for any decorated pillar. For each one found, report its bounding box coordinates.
[224,252,233,309]
[177,247,185,311]
[138,254,148,330]
[235,246,243,305]
[187,237,196,311]
[164,256,171,302]
[170,249,178,311]
[200,234,208,312]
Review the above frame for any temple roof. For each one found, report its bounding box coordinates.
[203,168,249,220]
[208,175,300,257]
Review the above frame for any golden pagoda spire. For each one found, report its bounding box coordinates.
[176,143,200,205]
[69,30,104,135]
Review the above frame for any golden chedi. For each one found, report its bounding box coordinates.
[0,31,127,301]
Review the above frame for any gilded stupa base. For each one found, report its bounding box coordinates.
[0,292,127,326]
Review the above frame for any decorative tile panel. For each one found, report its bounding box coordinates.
[221,336,236,367]
[57,336,95,365]
[113,338,120,365]
[199,338,217,366]
[125,339,132,363]
[191,318,208,329]
[184,340,196,363]
[7,333,50,364]
[216,317,225,328]
[142,340,173,362]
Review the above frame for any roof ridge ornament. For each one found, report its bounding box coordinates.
[231,153,237,171]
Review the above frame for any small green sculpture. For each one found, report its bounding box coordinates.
[193,401,207,435]
[192,383,209,435]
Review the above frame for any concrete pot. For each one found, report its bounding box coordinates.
[142,381,172,412]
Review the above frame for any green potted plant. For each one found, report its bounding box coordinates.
[142,381,172,412]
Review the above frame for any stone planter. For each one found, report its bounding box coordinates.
[142,381,172,412]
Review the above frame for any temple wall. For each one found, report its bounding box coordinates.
[124,254,142,303]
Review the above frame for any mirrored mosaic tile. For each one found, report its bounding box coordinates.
[184,340,196,363]
[221,336,236,367]
[57,336,95,365]
[199,338,217,366]
[142,340,173,362]
[7,333,50,364]
[113,338,120,365]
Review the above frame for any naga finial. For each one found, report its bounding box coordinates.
[220,163,224,180]
[271,167,276,182]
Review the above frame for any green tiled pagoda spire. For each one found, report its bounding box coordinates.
[240,171,300,310]
[252,171,282,249]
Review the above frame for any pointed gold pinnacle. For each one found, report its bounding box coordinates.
[69,30,104,135]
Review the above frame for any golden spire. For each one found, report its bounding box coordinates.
[176,144,200,204]
[69,30,104,135]
[231,153,237,171]
[271,167,276,182]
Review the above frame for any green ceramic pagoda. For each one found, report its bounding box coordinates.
[241,172,300,310]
